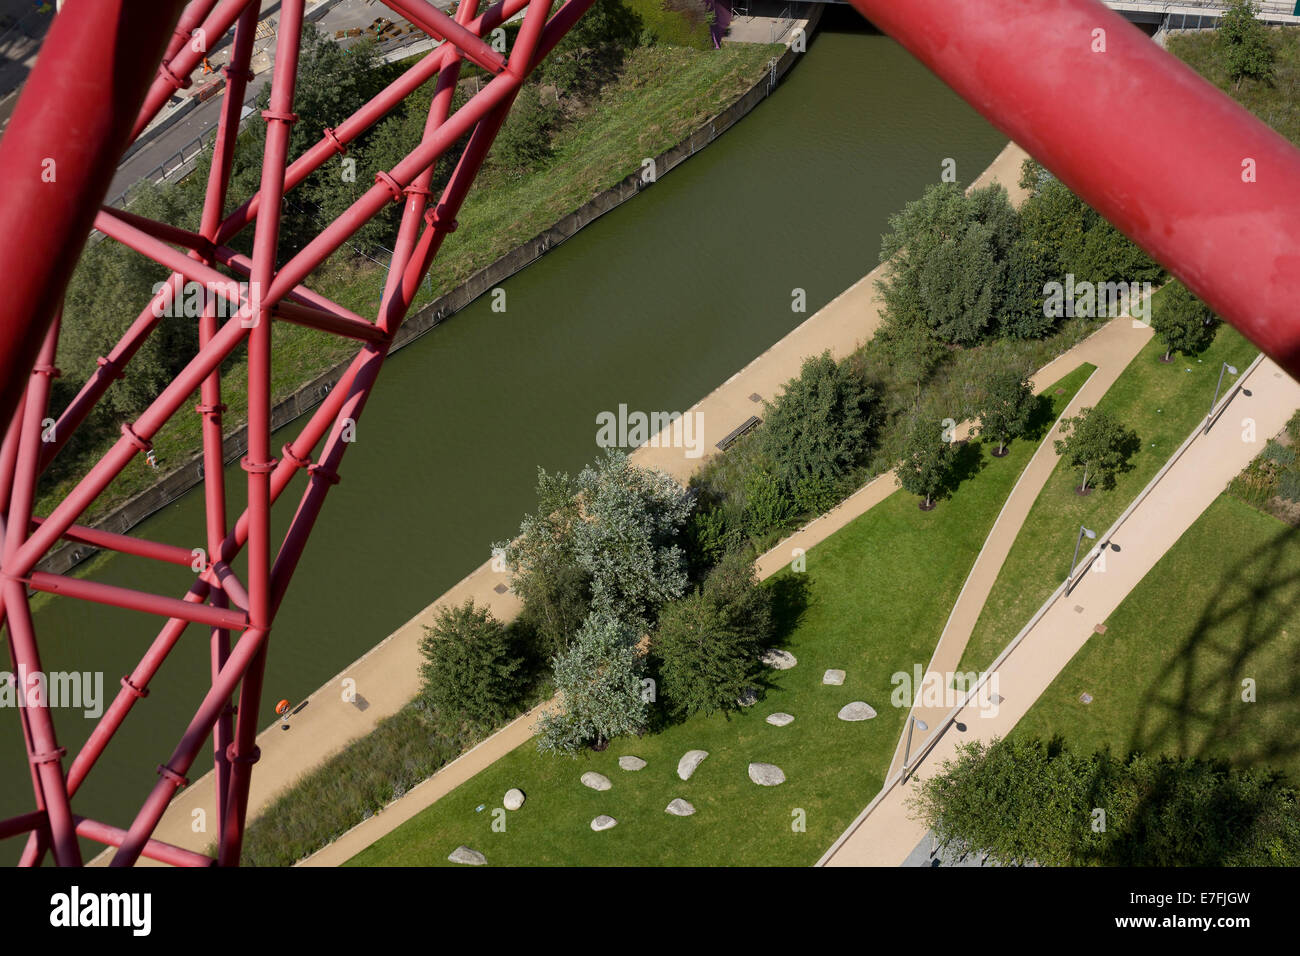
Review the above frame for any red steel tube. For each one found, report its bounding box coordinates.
[847,0,1300,378]
[0,0,186,438]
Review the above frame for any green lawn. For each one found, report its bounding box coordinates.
[956,321,1261,675]
[1014,494,1300,784]
[347,364,1095,866]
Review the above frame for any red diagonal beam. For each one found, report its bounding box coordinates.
[381,0,508,74]
[0,0,187,439]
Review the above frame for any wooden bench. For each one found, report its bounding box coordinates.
[716,415,762,452]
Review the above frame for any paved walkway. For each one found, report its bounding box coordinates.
[820,356,1300,866]
[92,141,1032,865]
[883,315,1154,779]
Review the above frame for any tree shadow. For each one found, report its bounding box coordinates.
[937,439,987,501]
[768,573,811,648]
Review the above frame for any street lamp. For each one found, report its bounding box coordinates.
[902,715,929,781]
[1204,362,1239,433]
[1068,525,1097,587]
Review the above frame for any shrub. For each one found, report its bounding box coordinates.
[1263,439,1295,466]
[652,549,772,719]
[742,469,793,540]
[536,612,647,755]
[418,600,527,731]
[759,350,877,490]
[1278,468,1300,503]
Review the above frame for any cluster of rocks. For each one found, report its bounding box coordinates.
[450,655,888,862]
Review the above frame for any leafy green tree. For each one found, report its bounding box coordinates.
[877,182,1018,345]
[541,0,642,96]
[998,233,1058,339]
[912,736,1300,866]
[1218,0,1276,89]
[1054,405,1139,492]
[896,417,958,508]
[1150,280,1219,360]
[492,82,559,173]
[573,450,693,632]
[876,311,944,409]
[652,549,772,719]
[536,612,647,755]
[759,351,876,490]
[419,600,525,730]
[974,367,1036,455]
[498,468,592,658]
[1017,159,1161,289]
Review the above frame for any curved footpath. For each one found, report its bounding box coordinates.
[820,355,1300,866]
[95,140,1032,865]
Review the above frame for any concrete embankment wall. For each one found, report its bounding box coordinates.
[40,9,824,577]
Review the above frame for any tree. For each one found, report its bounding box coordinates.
[759,351,876,490]
[912,736,1300,866]
[1054,406,1139,492]
[419,600,525,730]
[974,367,1036,456]
[498,468,592,658]
[540,0,642,96]
[652,550,772,719]
[1218,0,1276,90]
[1150,280,1219,361]
[896,417,958,508]
[573,449,693,632]
[536,612,647,755]
[876,311,944,409]
[492,83,559,173]
[877,183,1018,345]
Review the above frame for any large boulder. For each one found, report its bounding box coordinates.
[447,845,486,865]
[618,755,646,771]
[748,762,786,786]
[736,687,759,707]
[665,798,696,817]
[591,815,618,832]
[580,771,612,792]
[677,750,709,781]
[503,788,526,810]
[822,669,846,686]
[766,712,795,727]
[838,701,877,721]
[762,649,797,670]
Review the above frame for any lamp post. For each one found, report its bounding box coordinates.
[1068,525,1097,588]
[1204,362,1239,433]
[902,715,929,781]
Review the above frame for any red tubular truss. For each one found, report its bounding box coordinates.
[0,0,589,866]
[0,0,1298,866]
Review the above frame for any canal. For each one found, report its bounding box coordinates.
[1,10,1007,864]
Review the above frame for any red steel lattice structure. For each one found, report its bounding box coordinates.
[0,0,1299,866]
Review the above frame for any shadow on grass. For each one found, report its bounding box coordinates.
[1127,518,1300,779]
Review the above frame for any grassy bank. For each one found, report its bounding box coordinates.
[1167,28,1300,147]
[36,42,780,527]
[1014,493,1300,784]
[956,318,1261,676]
[345,365,1093,867]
